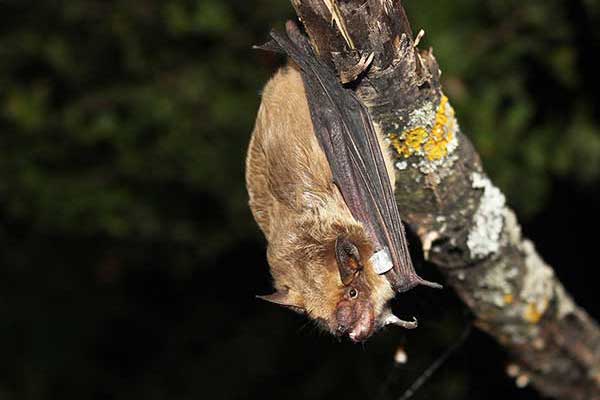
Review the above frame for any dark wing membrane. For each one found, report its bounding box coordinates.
[265,24,440,292]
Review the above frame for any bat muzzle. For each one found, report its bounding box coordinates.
[335,299,375,343]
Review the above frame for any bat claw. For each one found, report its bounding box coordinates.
[418,278,443,289]
[398,316,418,329]
[252,39,282,54]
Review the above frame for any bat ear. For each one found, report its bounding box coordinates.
[257,288,304,312]
[335,237,362,286]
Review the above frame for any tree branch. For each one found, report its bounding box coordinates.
[289,1,600,399]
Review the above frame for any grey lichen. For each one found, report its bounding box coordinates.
[416,149,458,180]
[520,240,554,306]
[554,283,576,319]
[395,160,408,170]
[475,259,517,308]
[406,101,435,131]
[467,172,506,259]
[503,208,522,245]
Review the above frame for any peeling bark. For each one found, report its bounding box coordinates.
[289,1,600,399]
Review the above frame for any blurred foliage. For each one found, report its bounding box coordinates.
[0,0,293,260]
[0,1,598,400]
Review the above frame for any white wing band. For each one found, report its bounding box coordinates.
[370,248,393,275]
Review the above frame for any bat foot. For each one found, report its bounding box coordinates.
[397,316,418,329]
[384,314,418,329]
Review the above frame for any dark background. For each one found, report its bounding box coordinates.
[0,1,599,399]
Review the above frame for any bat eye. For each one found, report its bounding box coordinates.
[348,288,358,299]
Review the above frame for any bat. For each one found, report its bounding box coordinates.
[246,22,440,342]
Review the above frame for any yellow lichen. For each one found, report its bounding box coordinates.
[389,95,456,161]
[523,303,542,324]
[388,132,411,157]
[503,293,514,305]
[405,127,428,151]
[423,139,448,160]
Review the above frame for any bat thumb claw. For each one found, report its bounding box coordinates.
[417,278,443,290]
[252,39,282,53]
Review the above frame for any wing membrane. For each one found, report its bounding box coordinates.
[265,24,440,292]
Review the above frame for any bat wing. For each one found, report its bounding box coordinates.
[260,22,440,292]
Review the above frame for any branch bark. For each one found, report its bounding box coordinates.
[289,1,600,399]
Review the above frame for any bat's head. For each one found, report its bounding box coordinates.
[328,235,389,342]
[326,234,418,342]
[259,212,416,342]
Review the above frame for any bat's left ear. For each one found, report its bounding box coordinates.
[257,288,305,313]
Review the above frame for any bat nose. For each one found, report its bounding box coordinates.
[335,300,374,342]
[348,302,375,342]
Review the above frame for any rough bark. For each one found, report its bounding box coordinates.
[289,1,600,399]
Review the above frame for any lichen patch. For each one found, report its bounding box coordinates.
[395,160,408,170]
[519,240,554,323]
[387,95,458,166]
[467,172,506,259]
[475,259,515,308]
[554,283,575,319]
[523,302,544,324]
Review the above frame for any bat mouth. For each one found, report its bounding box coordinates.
[348,325,373,343]
[335,299,375,342]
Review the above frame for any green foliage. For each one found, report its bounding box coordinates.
[0,0,293,256]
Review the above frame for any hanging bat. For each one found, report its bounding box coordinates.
[246,22,440,342]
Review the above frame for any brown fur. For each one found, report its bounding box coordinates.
[246,65,396,339]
